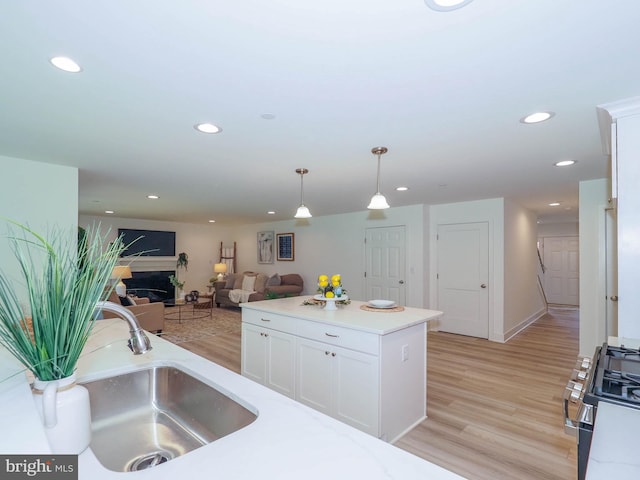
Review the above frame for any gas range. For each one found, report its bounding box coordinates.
[589,345,640,406]
[565,343,640,479]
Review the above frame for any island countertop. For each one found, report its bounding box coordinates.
[0,319,465,480]
[241,296,443,334]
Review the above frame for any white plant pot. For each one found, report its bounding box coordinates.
[32,373,92,454]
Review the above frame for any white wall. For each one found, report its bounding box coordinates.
[228,204,427,307]
[579,178,608,356]
[0,155,78,303]
[429,198,505,342]
[503,199,546,340]
[537,222,579,237]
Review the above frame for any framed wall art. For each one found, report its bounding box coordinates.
[276,233,295,261]
[257,231,274,264]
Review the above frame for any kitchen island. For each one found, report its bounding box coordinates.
[0,318,463,479]
[241,296,443,442]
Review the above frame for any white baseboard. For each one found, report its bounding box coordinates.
[499,307,548,343]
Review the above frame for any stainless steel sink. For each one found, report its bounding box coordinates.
[81,365,257,472]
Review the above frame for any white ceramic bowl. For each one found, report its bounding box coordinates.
[368,299,396,308]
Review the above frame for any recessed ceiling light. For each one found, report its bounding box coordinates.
[194,123,222,134]
[261,114,276,120]
[520,111,555,124]
[50,56,82,73]
[555,160,576,167]
[548,202,561,207]
[267,211,276,215]
[208,220,216,223]
[147,195,159,199]
[105,210,114,214]
[424,0,474,11]
[396,186,409,191]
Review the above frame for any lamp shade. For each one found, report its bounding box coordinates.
[111,266,132,297]
[367,193,390,210]
[111,265,132,280]
[294,205,312,219]
[214,263,228,274]
[214,263,228,281]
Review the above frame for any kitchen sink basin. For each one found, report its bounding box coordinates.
[81,365,257,472]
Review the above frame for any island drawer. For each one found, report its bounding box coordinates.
[296,319,379,355]
[242,309,297,333]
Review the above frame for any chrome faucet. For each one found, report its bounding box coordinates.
[96,301,153,354]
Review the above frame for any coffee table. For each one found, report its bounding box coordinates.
[164,298,212,323]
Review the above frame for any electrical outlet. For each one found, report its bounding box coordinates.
[401,344,409,362]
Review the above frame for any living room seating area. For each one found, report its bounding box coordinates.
[214,272,303,308]
[102,290,165,333]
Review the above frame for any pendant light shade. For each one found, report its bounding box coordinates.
[294,168,312,218]
[368,146,390,210]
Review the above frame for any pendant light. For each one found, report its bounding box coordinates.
[294,168,312,218]
[368,146,390,209]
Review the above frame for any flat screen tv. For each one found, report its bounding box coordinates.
[118,229,176,257]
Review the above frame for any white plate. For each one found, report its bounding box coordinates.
[367,299,396,308]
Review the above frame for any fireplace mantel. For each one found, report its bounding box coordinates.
[118,256,178,273]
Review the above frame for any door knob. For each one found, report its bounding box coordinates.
[399,280,405,285]
[611,295,618,302]
[481,284,487,288]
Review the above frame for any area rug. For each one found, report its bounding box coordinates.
[159,306,242,344]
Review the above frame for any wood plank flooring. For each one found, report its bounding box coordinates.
[174,306,579,480]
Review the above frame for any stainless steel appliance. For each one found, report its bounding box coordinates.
[564,343,640,480]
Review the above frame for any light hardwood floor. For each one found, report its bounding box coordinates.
[175,306,579,480]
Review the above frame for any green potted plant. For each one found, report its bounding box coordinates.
[176,252,188,270]
[169,274,185,298]
[0,221,125,453]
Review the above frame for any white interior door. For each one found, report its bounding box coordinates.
[365,226,406,305]
[436,222,489,338]
[542,236,579,306]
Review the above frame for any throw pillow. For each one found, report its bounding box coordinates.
[119,295,133,306]
[266,273,281,286]
[242,274,256,292]
[225,273,237,289]
[254,273,268,294]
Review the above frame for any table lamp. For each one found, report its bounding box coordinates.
[111,265,132,297]
[214,263,228,281]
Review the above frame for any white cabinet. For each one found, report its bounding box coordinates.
[241,298,438,442]
[241,313,296,398]
[297,337,379,436]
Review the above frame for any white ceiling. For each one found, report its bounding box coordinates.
[1,0,638,226]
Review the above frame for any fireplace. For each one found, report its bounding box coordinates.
[123,270,175,302]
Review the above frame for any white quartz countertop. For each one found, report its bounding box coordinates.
[587,401,640,478]
[241,296,443,334]
[0,319,464,480]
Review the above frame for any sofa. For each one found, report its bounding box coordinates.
[101,290,165,334]
[214,272,304,308]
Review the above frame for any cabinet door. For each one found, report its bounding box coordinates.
[297,338,332,415]
[265,329,296,398]
[297,338,379,436]
[241,323,268,384]
[332,346,379,436]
